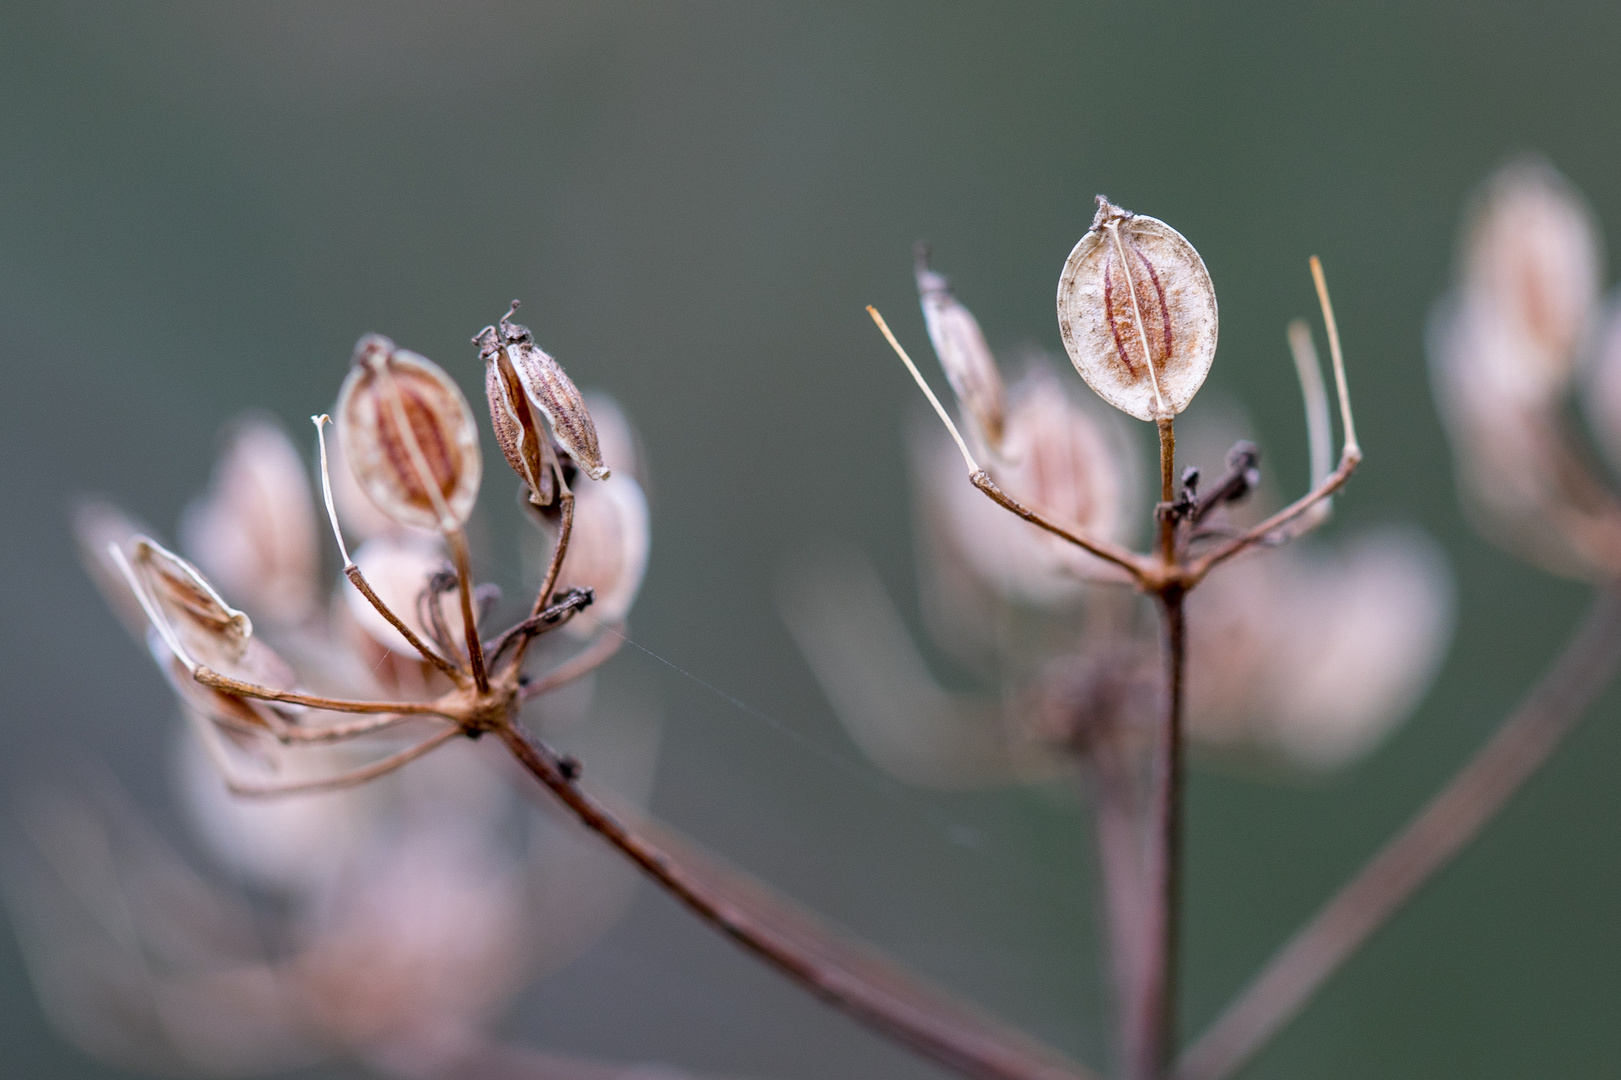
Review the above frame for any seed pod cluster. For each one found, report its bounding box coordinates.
[475,302,608,503]
[1057,196,1218,422]
[335,335,483,534]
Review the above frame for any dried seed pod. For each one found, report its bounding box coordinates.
[180,415,320,625]
[915,244,1006,451]
[335,335,483,534]
[1057,197,1218,421]
[1458,156,1601,402]
[474,302,608,487]
[115,536,300,732]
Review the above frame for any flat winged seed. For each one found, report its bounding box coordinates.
[915,244,1007,450]
[1057,197,1218,422]
[121,537,299,709]
[475,304,608,481]
[336,335,482,533]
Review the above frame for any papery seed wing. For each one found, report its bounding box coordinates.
[916,251,1007,450]
[485,351,557,505]
[1057,199,1218,422]
[336,337,483,533]
[506,342,609,481]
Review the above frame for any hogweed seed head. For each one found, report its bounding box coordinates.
[914,243,1007,451]
[335,335,483,534]
[475,301,608,489]
[1057,196,1218,422]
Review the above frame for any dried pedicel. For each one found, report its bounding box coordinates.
[915,244,1007,451]
[475,302,608,491]
[335,335,483,534]
[1057,197,1218,422]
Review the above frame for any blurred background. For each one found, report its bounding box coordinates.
[2,3,1619,1077]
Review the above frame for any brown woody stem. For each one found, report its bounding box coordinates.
[344,564,465,680]
[1177,587,1621,1080]
[448,529,490,692]
[1129,586,1187,1080]
[495,721,1104,1080]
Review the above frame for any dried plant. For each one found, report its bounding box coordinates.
[15,163,1621,1080]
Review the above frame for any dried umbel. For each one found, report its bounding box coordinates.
[916,243,1007,451]
[336,335,483,534]
[1057,196,1218,422]
[476,300,608,501]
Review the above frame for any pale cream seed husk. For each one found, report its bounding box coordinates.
[1057,205,1218,422]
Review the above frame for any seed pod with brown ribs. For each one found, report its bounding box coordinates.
[335,336,482,534]
[475,302,608,500]
[915,244,1007,452]
[1057,196,1218,422]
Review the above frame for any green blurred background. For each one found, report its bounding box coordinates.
[2,3,1617,1077]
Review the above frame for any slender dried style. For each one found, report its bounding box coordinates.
[1178,587,1621,1080]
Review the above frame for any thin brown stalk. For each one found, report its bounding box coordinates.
[1185,451,1361,581]
[494,721,1105,1080]
[971,471,1150,582]
[344,564,465,680]
[210,723,462,798]
[514,476,577,670]
[448,528,490,692]
[1177,587,1621,1080]
[192,668,450,716]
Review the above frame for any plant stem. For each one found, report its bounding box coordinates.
[1177,587,1621,1080]
[1124,417,1187,1080]
[495,722,1105,1080]
[1129,588,1187,1080]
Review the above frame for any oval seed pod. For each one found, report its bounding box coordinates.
[915,244,1006,451]
[1057,197,1218,422]
[336,335,483,534]
[474,302,608,483]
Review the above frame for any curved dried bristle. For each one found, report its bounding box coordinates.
[915,245,1007,450]
[1057,197,1218,422]
[336,335,482,533]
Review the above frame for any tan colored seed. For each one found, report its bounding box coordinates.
[336,335,482,533]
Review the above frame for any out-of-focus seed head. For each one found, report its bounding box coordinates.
[475,302,609,487]
[1187,526,1453,770]
[914,243,1007,451]
[1457,156,1602,402]
[335,335,483,534]
[1057,197,1218,422]
[180,416,319,626]
[927,365,1136,603]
